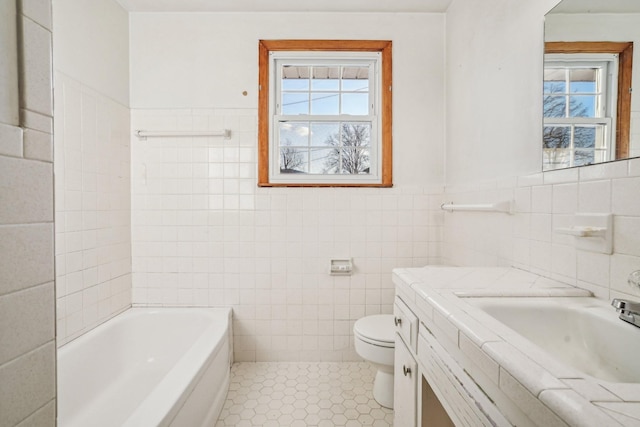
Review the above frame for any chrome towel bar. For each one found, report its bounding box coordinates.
[440,200,513,214]
[135,129,231,139]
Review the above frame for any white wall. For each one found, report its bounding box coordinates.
[53,0,130,106]
[0,1,56,426]
[130,12,445,188]
[443,0,640,303]
[53,0,132,345]
[445,0,558,186]
[129,12,446,361]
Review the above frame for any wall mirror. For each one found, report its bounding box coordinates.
[543,0,640,171]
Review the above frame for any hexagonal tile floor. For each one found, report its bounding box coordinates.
[215,362,394,427]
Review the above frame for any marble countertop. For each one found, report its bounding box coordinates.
[393,266,640,427]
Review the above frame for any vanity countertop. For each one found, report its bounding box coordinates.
[393,266,640,427]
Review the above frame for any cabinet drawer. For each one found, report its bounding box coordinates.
[394,297,418,352]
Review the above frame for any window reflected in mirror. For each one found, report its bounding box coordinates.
[543,0,638,170]
[543,42,633,170]
[543,55,614,170]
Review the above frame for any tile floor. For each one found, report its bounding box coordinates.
[215,362,394,427]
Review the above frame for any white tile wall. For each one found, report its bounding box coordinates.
[54,72,132,346]
[131,108,443,362]
[19,14,53,117]
[443,157,640,301]
[0,1,56,426]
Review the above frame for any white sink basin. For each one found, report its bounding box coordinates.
[464,296,640,383]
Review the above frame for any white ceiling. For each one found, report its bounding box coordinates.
[548,0,640,14]
[115,0,453,13]
[115,0,640,15]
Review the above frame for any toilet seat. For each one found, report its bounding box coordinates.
[354,315,395,348]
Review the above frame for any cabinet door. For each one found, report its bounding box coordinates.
[394,334,418,427]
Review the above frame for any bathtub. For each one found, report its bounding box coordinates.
[58,307,232,427]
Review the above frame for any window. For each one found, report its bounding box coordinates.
[543,42,633,171]
[258,40,392,187]
[543,55,616,169]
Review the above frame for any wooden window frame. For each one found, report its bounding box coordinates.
[545,41,633,160]
[258,40,393,187]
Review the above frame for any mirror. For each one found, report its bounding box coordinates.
[543,0,640,170]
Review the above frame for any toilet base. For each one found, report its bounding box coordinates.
[372,366,394,409]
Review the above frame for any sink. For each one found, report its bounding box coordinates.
[463,296,640,383]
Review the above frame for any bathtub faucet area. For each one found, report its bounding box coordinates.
[612,298,640,328]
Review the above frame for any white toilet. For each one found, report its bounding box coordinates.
[353,314,396,409]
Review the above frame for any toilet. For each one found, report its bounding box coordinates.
[353,314,396,409]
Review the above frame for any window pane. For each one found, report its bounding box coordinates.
[307,147,371,175]
[569,95,596,117]
[342,66,369,84]
[282,66,309,90]
[574,126,596,149]
[282,93,309,115]
[279,122,310,147]
[543,126,570,149]
[342,93,369,115]
[310,122,339,147]
[341,123,371,148]
[571,80,597,93]
[341,148,370,174]
[570,68,597,92]
[544,68,565,83]
[312,66,340,91]
[282,79,309,91]
[574,149,594,167]
[310,123,371,174]
[543,80,566,94]
[543,69,566,102]
[543,95,567,118]
[543,145,571,171]
[311,93,339,115]
[280,146,308,173]
[309,149,332,174]
[342,78,369,92]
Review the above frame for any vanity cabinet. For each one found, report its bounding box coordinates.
[394,295,509,427]
[392,266,630,427]
[393,297,419,427]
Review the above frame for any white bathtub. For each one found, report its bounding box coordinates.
[58,307,232,427]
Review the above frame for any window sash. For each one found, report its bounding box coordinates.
[274,56,376,118]
[543,60,609,120]
[271,117,380,183]
[543,54,618,165]
[269,52,382,184]
[543,121,610,169]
